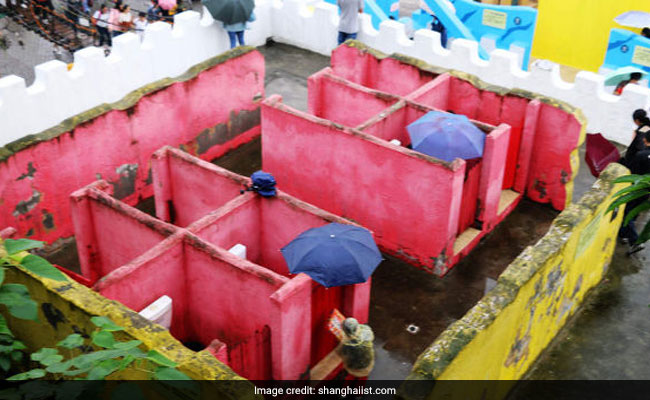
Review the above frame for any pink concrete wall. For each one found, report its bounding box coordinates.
[408,74,453,111]
[358,101,412,143]
[526,103,582,209]
[330,45,584,210]
[70,185,176,283]
[96,237,190,340]
[262,96,465,271]
[330,46,438,95]
[514,100,541,193]
[86,146,372,380]
[258,195,343,276]
[308,68,400,127]
[189,195,263,270]
[152,147,249,226]
[0,50,264,243]
[477,124,511,230]
[183,237,285,347]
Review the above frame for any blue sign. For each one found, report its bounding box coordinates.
[446,0,537,70]
[601,28,650,87]
[326,0,536,69]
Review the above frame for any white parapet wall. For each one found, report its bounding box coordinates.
[1,0,648,146]
[0,2,273,146]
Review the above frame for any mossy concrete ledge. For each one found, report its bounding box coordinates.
[0,247,259,398]
[0,46,258,162]
[401,162,629,400]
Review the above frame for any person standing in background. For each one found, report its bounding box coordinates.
[108,0,122,36]
[134,12,148,39]
[614,72,643,96]
[223,11,255,49]
[621,109,650,168]
[337,0,363,45]
[117,4,134,35]
[618,130,650,255]
[147,0,163,21]
[93,4,112,47]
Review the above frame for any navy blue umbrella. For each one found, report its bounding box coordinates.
[407,111,485,162]
[281,223,382,288]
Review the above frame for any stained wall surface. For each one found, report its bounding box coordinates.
[0,48,264,243]
[74,148,371,381]
[263,44,585,275]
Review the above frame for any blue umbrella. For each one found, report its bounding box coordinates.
[281,223,382,288]
[407,111,485,162]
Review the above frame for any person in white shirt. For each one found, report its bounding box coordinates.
[115,4,133,36]
[134,11,148,40]
[93,4,112,47]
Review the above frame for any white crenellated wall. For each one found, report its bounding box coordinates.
[269,0,650,145]
[0,2,272,146]
[1,0,648,146]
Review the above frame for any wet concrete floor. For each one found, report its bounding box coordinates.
[519,222,650,381]
[368,200,558,380]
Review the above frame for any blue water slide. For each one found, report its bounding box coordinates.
[448,0,537,69]
[421,0,489,59]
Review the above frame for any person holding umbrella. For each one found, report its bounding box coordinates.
[202,0,255,48]
[614,72,643,96]
[223,11,255,48]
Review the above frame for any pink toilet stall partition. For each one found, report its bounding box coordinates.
[330,47,441,97]
[306,68,528,221]
[70,181,179,285]
[0,49,265,244]
[150,146,250,227]
[71,148,372,381]
[262,81,512,276]
[330,44,585,210]
[308,68,402,128]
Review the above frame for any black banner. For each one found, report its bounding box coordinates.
[2,380,650,400]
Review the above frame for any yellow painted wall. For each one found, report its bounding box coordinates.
[532,0,650,72]
[403,162,628,399]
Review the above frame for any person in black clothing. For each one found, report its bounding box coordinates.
[621,109,650,168]
[430,14,448,47]
[147,0,162,22]
[619,130,650,255]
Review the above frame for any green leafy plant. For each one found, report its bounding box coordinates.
[607,174,650,244]
[0,238,191,381]
[7,316,191,380]
[0,238,68,376]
